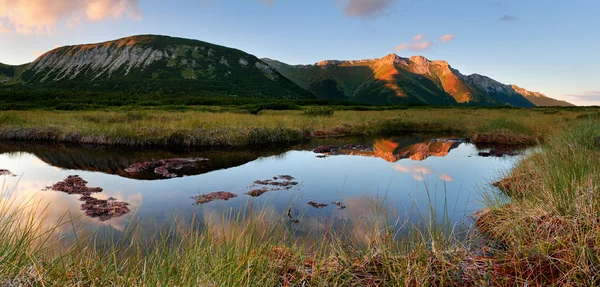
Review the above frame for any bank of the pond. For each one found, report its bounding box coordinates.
[0,107,594,148]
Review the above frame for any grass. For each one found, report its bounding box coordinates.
[0,106,596,147]
[474,119,600,285]
[0,184,465,286]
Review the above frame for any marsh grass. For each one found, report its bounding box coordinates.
[0,107,595,147]
[474,119,600,285]
[0,180,476,286]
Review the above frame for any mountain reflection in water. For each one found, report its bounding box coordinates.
[0,135,531,243]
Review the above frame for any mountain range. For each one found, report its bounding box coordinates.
[0,34,572,107]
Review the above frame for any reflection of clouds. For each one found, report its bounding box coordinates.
[394,163,433,181]
[439,173,453,182]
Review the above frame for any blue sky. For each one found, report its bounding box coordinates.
[1,0,598,105]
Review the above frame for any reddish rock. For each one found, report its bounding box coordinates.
[80,196,130,222]
[247,189,268,197]
[48,175,130,221]
[48,175,103,196]
[192,191,238,204]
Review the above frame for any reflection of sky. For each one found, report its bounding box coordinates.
[0,143,524,241]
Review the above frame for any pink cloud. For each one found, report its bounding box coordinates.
[412,34,424,42]
[0,0,141,35]
[440,34,455,43]
[394,43,409,51]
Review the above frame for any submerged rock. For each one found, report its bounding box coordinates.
[47,175,130,221]
[48,175,103,196]
[192,191,238,204]
[308,201,328,208]
[247,189,268,197]
[125,157,209,178]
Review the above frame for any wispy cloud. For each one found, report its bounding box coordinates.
[342,0,398,18]
[499,15,518,22]
[0,0,142,35]
[439,173,453,181]
[0,21,9,33]
[394,164,434,182]
[440,34,455,43]
[395,41,434,52]
[563,91,600,103]
[412,34,424,42]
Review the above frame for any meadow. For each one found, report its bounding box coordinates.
[0,106,597,148]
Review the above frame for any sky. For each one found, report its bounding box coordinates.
[0,0,599,105]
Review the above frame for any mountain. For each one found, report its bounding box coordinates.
[0,34,572,106]
[2,35,313,99]
[510,85,574,107]
[263,54,572,107]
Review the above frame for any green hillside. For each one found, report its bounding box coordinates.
[5,35,313,99]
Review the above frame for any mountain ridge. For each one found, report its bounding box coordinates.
[0,35,573,106]
[262,53,572,107]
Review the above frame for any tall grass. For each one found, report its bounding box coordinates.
[475,119,600,285]
[0,182,472,286]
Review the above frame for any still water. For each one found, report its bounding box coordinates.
[0,135,528,242]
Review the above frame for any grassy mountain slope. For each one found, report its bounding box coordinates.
[264,55,458,105]
[265,54,571,107]
[12,35,313,99]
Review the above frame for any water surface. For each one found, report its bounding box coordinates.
[0,135,529,242]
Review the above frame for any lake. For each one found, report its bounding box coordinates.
[0,135,529,244]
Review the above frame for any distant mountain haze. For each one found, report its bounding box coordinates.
[0,34,572,107]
